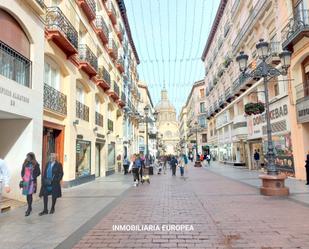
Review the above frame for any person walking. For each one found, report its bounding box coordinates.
[305,150,309,185]
[39,153,63,215]
[21,152,41,216]
[254,150,260,170]
[178,156,185,177]
[123,156,130,175]
[170,156,178,176]
[0,158,10,207]
[206,154,211,166]
[131,154,142,186]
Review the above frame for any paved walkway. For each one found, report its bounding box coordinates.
[205,161,309,205]
[64,163,309,249]
[0,174,132,249]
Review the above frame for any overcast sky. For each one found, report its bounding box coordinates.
[125,0,220,113]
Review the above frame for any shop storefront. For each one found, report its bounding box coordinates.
[107,142,116,175]
[247,96,295,176]
[76,139,91,178]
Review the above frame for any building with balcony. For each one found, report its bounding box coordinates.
[42,0,140,186]
[280,0,309,180]
[0,1,45,201]
[201,0,295,173]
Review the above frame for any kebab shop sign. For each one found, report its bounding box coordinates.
[247,100,288,139]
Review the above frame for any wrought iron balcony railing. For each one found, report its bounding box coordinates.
[44,83,67,115]
[121,91,126,103]
[95,15,109,40]
[269,42,280,57]
[108,118,113,131]
[0,40,31,87]
[219,95,224,107]
[46,7,78,50]
[108,1,117,18]
[113,81,120,96]
[295,82,309,103]
[85,0,96,15]
[78,44,98,71]
[76,100,89,121]
[282,9,309,49]
[108,38,118,59]
[95,111,103,127]
[225,87,233,101]
[98,67,111,85]
[232,0,267,52]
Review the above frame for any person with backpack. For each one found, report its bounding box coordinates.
[170,156,178,176]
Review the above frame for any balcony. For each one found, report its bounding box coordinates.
[0,40,32,87]
[95,15,109,45]
[214,101,220,113]
[77,0,96,21]
[108,39,118,61]
[107,1,117,25]
[232,0,268,52]
[45,7,78,57]
[116,58,125,74]
[206,87,210,97]
[225,87,233,103]
[282,9,309,51]
[95,112,103,127]
[78,44,98,77]
[117,25,124,42]
[107,81,120,100]
[96,67,111,90]
[295,82,309,123]
[43,83,67,115]
[219,95,224,108]
[108,119,114,131]
[232,73,253,97]
[76,101,89,122]
[27,0,45,15]
[268,41,281,65]
[117,91,126,108]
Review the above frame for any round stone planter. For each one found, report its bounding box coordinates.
[259,174,289,196]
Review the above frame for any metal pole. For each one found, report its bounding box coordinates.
[146,116,149,165]
[262,69,278,175]
[196,127,198,161]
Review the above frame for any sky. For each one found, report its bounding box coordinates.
[125,0,220,113]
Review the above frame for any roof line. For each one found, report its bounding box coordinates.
[201,0,228,61]
[138,83,154,108]
[117,0,140,64]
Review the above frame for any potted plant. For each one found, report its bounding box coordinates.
[244,102,265,116]
[223,56,232,68]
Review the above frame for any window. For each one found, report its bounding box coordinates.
[200,102,205,113]
[202,134,207,143]
[199,116,206,127]
[200,88,205,98]
[44,61,59,90]
[95,96,100,112]
[76,85,84,103]
[274,83,279,96]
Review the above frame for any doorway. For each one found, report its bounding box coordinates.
[42,121,64,173]
[95,143,102,177]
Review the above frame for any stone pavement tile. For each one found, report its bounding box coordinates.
[67,164,309,249]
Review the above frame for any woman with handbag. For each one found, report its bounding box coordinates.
[21,152,41,216]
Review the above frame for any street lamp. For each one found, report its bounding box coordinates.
[236,39,291,196]
[193,121,201,167]
[144,105,150,165]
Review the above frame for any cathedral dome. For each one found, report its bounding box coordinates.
[155,88,176,112]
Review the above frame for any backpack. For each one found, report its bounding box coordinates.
[184,156,188,164]
[135,159,142,168]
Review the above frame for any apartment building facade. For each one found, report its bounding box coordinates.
[201,0,306,179]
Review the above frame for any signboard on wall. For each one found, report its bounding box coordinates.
[296,98,309,123]
[247,96,289,140]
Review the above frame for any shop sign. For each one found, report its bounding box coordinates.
[247,97,289,139]
[0,86,30,107]
[296,98,309,123]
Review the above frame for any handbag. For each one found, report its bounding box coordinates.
[19,180,24,188]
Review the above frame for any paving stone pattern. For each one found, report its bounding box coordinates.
[72,165,309,249]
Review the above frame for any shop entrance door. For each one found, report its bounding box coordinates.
[42,121,64,173]
[95,143,101,177]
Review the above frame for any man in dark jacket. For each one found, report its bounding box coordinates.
[39,153,63,215]
[170,156,178,176]
[305,151,309,185]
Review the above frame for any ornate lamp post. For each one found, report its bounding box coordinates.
[193,121,201,167]
[236,39,291,196]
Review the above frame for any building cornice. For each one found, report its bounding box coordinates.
[117,0,140,64]
[201,0,228,61]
